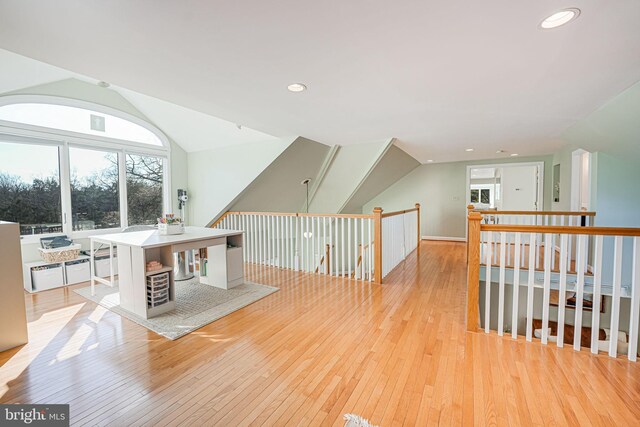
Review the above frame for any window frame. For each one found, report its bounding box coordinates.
[0,95,172,244]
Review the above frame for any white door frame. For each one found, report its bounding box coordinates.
[465,161,544,240]
[570,149,592,211]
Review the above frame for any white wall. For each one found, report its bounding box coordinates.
[363,155,553,239]
[308,141,388,213]
[187,138,293,226]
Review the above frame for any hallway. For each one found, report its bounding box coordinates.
[1,241,639,425]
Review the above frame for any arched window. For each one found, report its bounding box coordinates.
[0,95,171,240]
[0,102,164,146]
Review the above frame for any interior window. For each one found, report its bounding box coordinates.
[69,147,120,230]
[0,141,62,235]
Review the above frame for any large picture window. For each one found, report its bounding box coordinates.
[126,154,164,225]
[0,141,62,235]
[69,147,120,231]
[0,96,170,240]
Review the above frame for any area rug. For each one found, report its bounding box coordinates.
[74,278,278,340]
[344,414,379,427]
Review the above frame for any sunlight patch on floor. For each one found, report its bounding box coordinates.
[0,303,85,399]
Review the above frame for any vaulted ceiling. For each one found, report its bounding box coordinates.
[1,1,639,162]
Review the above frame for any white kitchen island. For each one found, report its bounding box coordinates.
[89,227,244,319]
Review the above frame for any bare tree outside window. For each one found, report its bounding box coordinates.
[0,142,62,235]
[70,147,120,230]
[126,154,164,225]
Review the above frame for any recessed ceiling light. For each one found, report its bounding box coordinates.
[287,83,307,92]
[465,148,474,152]
[510,153,519,157]
[97,81,110,88]
[496,150,504,154]
[427,159,434,163]
[540,8,580,29]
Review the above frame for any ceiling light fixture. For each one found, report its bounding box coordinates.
[510,153,519,157]
[465,148,474,152]
[540,8,580,29]
[97,81,110,88]
[287,83,307,92]
[496,150,504,154]
[427,159,434,163]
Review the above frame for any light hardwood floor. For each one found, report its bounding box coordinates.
[1,241,639,426]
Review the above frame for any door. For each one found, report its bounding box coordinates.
[500,165,539,211]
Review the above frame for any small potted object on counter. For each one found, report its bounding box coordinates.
[157,214,185,235]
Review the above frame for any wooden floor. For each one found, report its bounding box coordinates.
[2,241,640,426]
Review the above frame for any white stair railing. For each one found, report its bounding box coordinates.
[467,212,640,362]
[213,212,376,282]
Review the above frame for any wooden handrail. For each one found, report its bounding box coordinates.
[467,205,596,217]
[213,203,420,285]
[381,207,419,218]
[480,224,640,237]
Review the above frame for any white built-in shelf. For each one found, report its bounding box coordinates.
[145,266,173,276]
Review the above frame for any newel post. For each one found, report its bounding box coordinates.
[373,207,383,284]
[466,211,482,332]
[415,203,421,255]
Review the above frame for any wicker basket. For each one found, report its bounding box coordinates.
[38,244,82,263]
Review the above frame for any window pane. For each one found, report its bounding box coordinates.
[0,103,163,146]
[470,189,479,203]
[69,147,120,230]
[480,189,490,204]
[126,154,164,225]
[0,141,62,235]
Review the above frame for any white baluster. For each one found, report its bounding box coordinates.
[590,235,603,354]
[317,217,321,273]
[557,234,568,348]
[329,217,334,276]
[567,217,574,271]
[368,219,373,282]
[341,217,345,277]
[348,218,352,278]
[512,233,521,339]
[485,231,492,333]
[360,218,365,281]
[610,236,623,357]
[542,233,552,345]
[628,237,640,361]
[526,233,536,342]
[551,216,556,271]
[498,232,506,336]
[300,216,305,271]
[573,234,588,351]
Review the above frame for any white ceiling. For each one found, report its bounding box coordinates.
[1,1,639,162]
[0,49,278,152]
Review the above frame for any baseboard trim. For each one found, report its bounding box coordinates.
[422,235,467,242]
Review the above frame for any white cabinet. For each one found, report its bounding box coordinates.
[95,256,118,277]
[0,221,28,352]
[65,259,91,285]
[198,235,244,290]
[23,255,92,292]
[31,265,65,291]
[226,247,244,283]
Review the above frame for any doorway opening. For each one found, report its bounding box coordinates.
[466,162,544,212]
